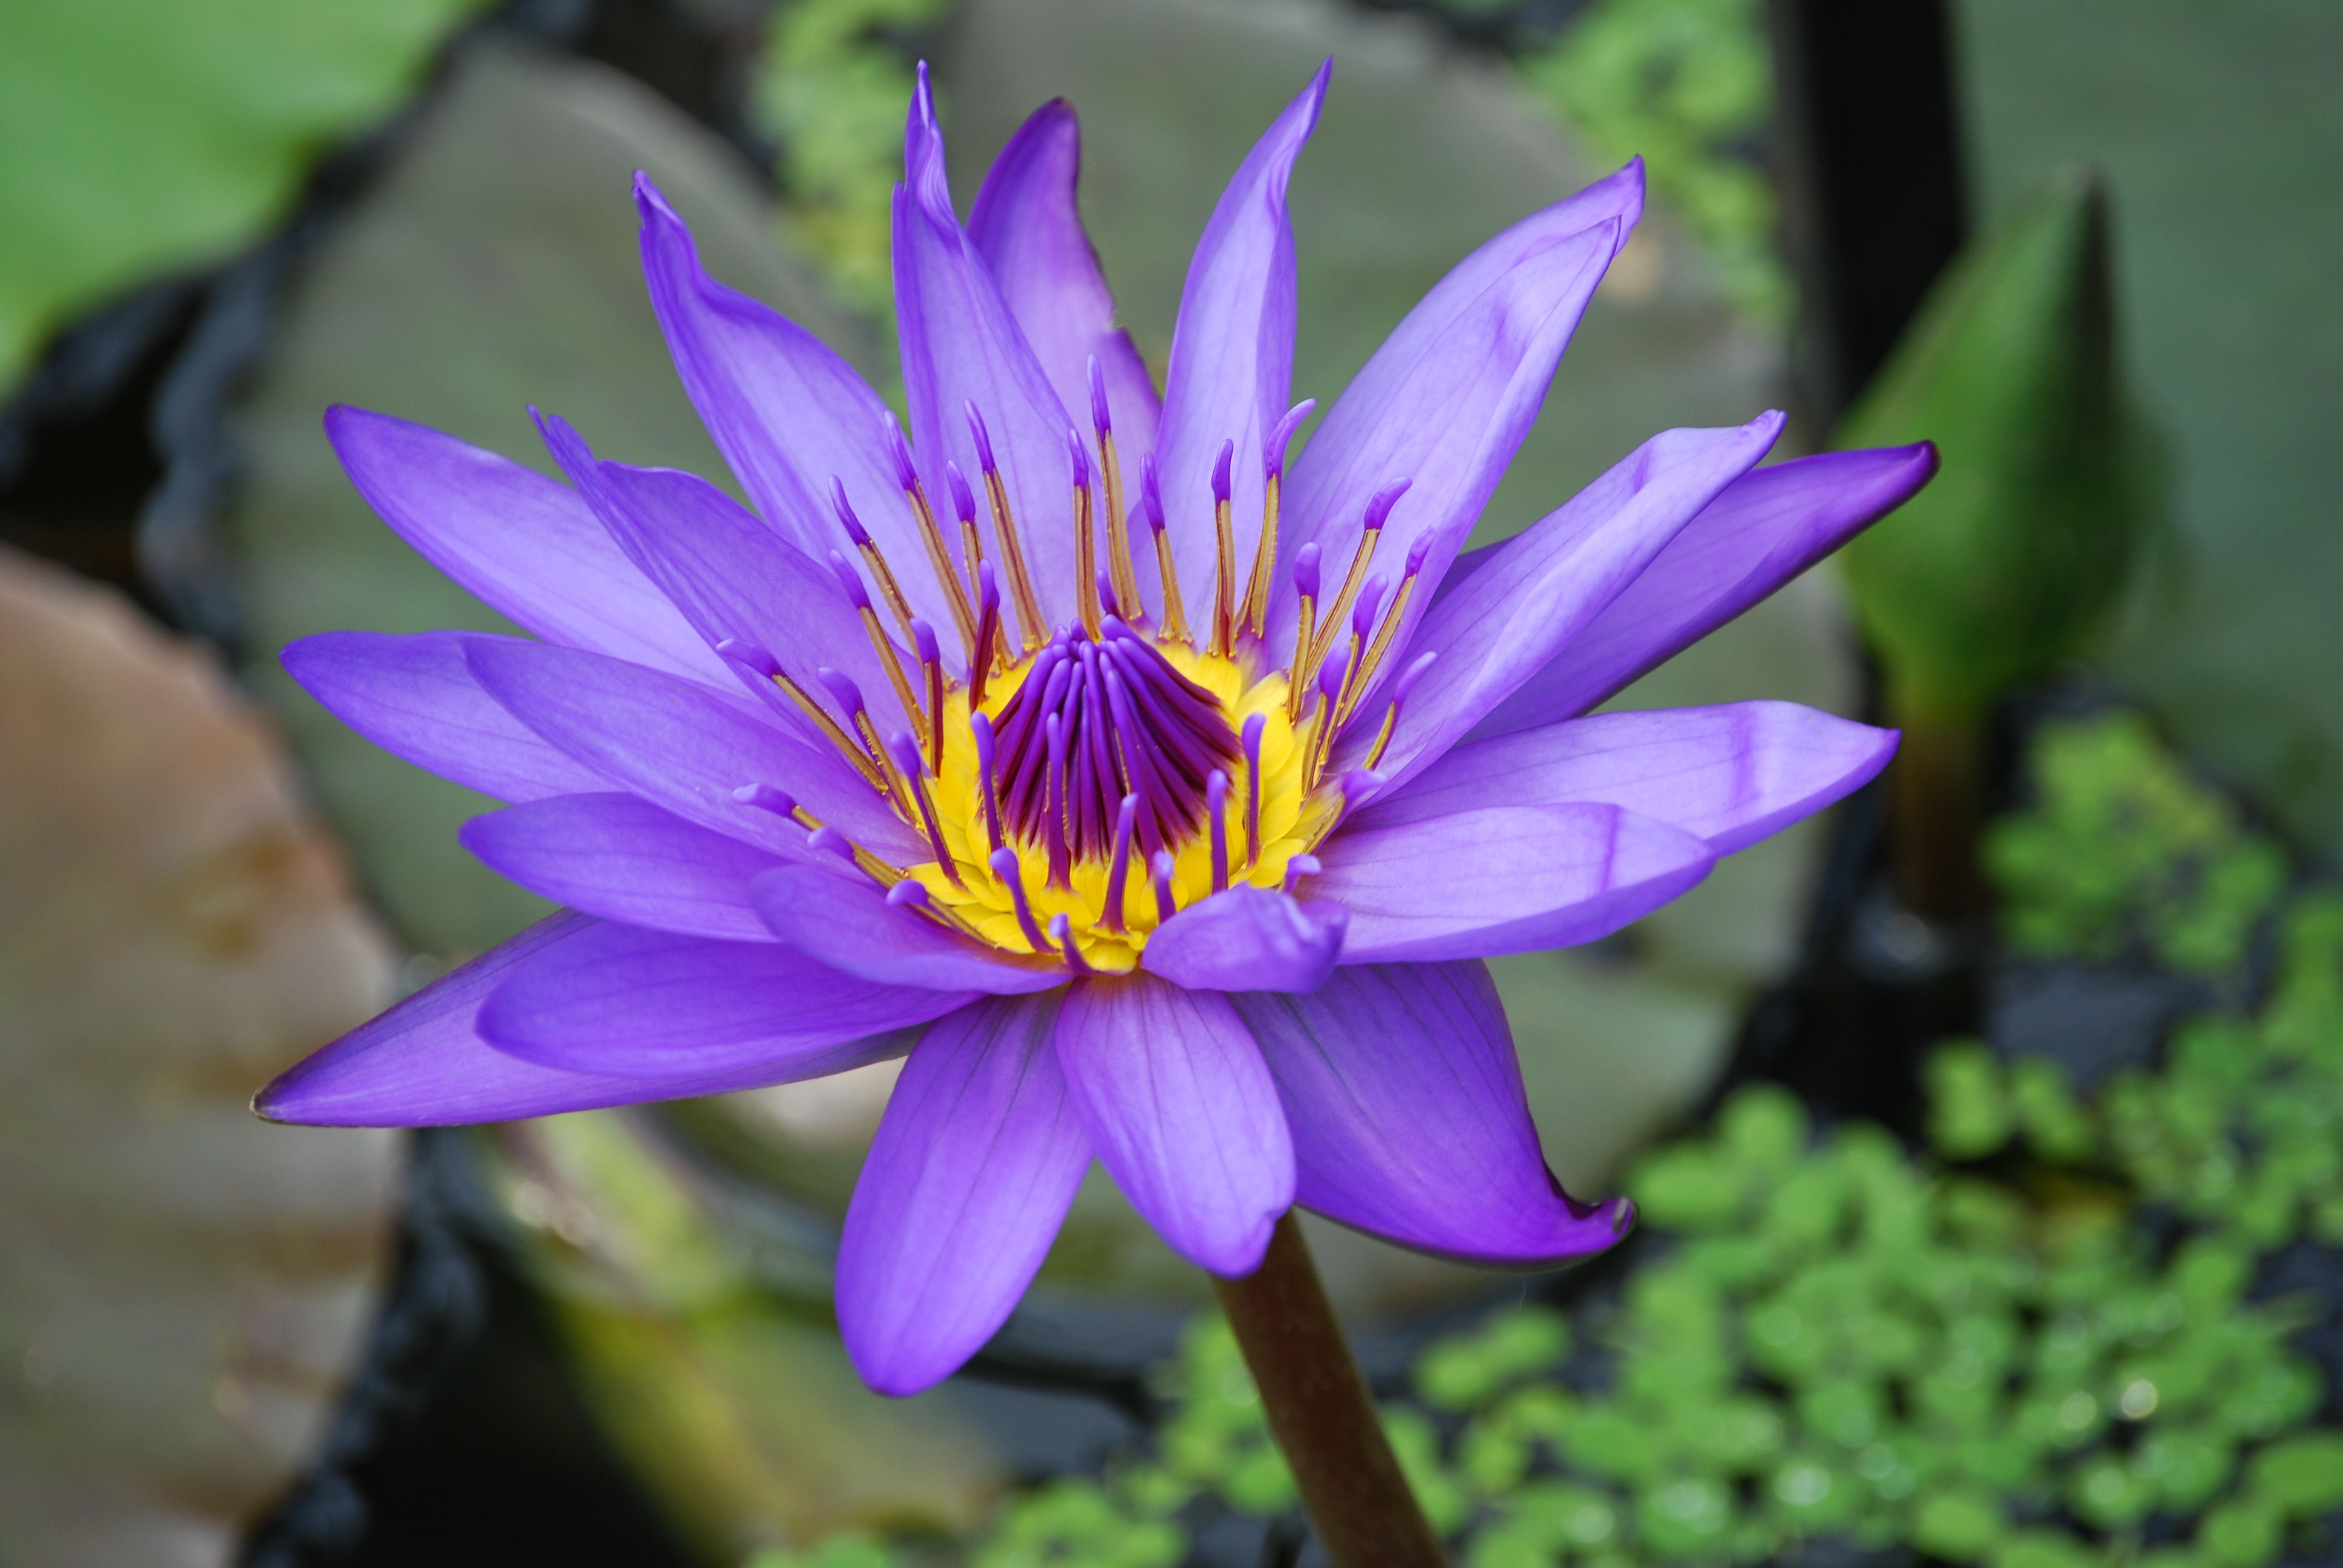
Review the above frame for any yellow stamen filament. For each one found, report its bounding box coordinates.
[855,709,914,819]
[857,606,926,746]
[981,466,1049,652]
[924,648,948,777]
[795,806,907,890]
[1308,527,1381,687]
[1336,580,1417,728]
[854,538,918,638]
[1153,526,1192,644]
[1211,491,1237,658]
[1073,479,1101,639]
[768,671,885,791]
[1286,590,1317,723]
[1238,470,1279,640]
[1365,704,1402,771]
[1098,431,1141,620]
[905,480,979,658]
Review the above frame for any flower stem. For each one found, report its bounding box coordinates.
[1211,1212,1448,1568]
[1887,700,1989,924]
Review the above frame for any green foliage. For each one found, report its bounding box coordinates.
[772,716,2343,1568]
[1838,173,2155,734]
[0,0,476,385]
[1988,711,2288,975]
[757,0,949,322]
[1516,0,1789,325]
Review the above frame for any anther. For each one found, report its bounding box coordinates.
[1209,439,1237,657]
[831,549,923,740]
[829,477,919,637]
[910,618,946,774]
[1311,477,1410,678]
[1069,428,1101,639]
[1139,453,1190,643]
[885,878,929,909]
[1305,653,1348,786]
[883,411,978,658]
[1240,711,1266,867]
[1150,849,1178,926]
[990,847,1053,953]
[969,561,1003,709]
[719,637,882,788]
[969,710,1008,852]
[1207,770,1230,893]
[966,402,1046,649]
[808,825,857,864]
[1333,573,1388,727]
[1239,397,1315,639]
[1089,356,1141,621]
[1286,542,1322,721]
[1047,912,1098,975]
[819,665,906,811]
[1365,651,1437,770]
[943,459,988,608]
[732,782,799,819]
[1282,854,1320,896]
[886,730,965,885]
[1044,711,1072,890]
[1104,792,1138,935]
[1354,529,1435,713]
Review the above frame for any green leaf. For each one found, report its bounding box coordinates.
[2199,1497,2286,1568]
[1927,1041,2016,1160]
[1912,1488,2008,1563]
[1837,171,2153,730]
[2247,1432,2343,1517]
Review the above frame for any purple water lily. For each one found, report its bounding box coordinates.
[258,64,1934,1394]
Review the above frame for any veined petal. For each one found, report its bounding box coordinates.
[750,866,1067,995]
[325,406,729,686]
[1054,974,1293,1275]
[1154,62,1328,613]
[894,65,1081,624]
[968,99,1161,460]
[634,176,965,638]
[837,992,1089,1394]
[1140,884,1346,993]
[1351,415,1783,788]
[1311,803,1714,963]
[1234,961,1631,1266]
[281,630,609,803]
[533,412,905,717]
[254,913,857,1126]
[1473,442,1941,736]
[477,921,968,1079]
[1363,702,1898,855]
[462,635,920,861]
[461,792,790,942]
[1271,218,1622,664]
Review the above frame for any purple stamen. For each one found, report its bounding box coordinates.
[1389,650,1437,710]
[816,666,866,724]
[1139,454,1165,534]
[969,711,1006,852]
[1364,477,1412,532]
[882,411,919,491]
[887,730,963,884]
[1339,768,1387,815]
[1151,849,1177,925]
[1293,542,1322,599]
[1207,770,1230,892]
[1048,912,1097,975]
[945,460,977,524]
[830,477,873,546]
[1211,440,1234,503]
[911,617,942,667]
[1087,354,1112,436]
[1241,712,1265,866]
[1264,399,1316,479]
[964,401,997,475]
[989,848,1052,952]
[885,879,931,910]
[733,782,798,817]
[1104,793,1137,933]
[1044,711,1071,889]
[1067,426,1092,488]
[1282,853,1320,896]
[828,549,873,610]
[1404,529,1434,576]
[808,825,857,864]
[1351,573,1389,644]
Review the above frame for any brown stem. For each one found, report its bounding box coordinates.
[1888,704,1989,924]
[1211,1213,1449,1568]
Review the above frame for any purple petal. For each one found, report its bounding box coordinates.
[836,993,1090,1394]
[1363,702,1897,855]
[1153,64,1327,618]
[894,67,1081,624]
[1234,961,1631,1266]
[749,866,1067,995]
[1473,443,1941,736]
[477,920,969,1079]
[323,406,728,686]
[534,417,909,708]
[1272,162,1645,653]
[281,630,611,803]
[1351,415,1783,788]
[460,792,790,942]
[632,177,966,638]
[462,634,920,861]
[254,914,874,1126]
[1311,803,1714,962]
[1140,884,1347,993]
[1054,975,1293,1275]
[968,99,1161,462]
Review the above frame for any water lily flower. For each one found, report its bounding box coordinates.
[259,63,1934,1395]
